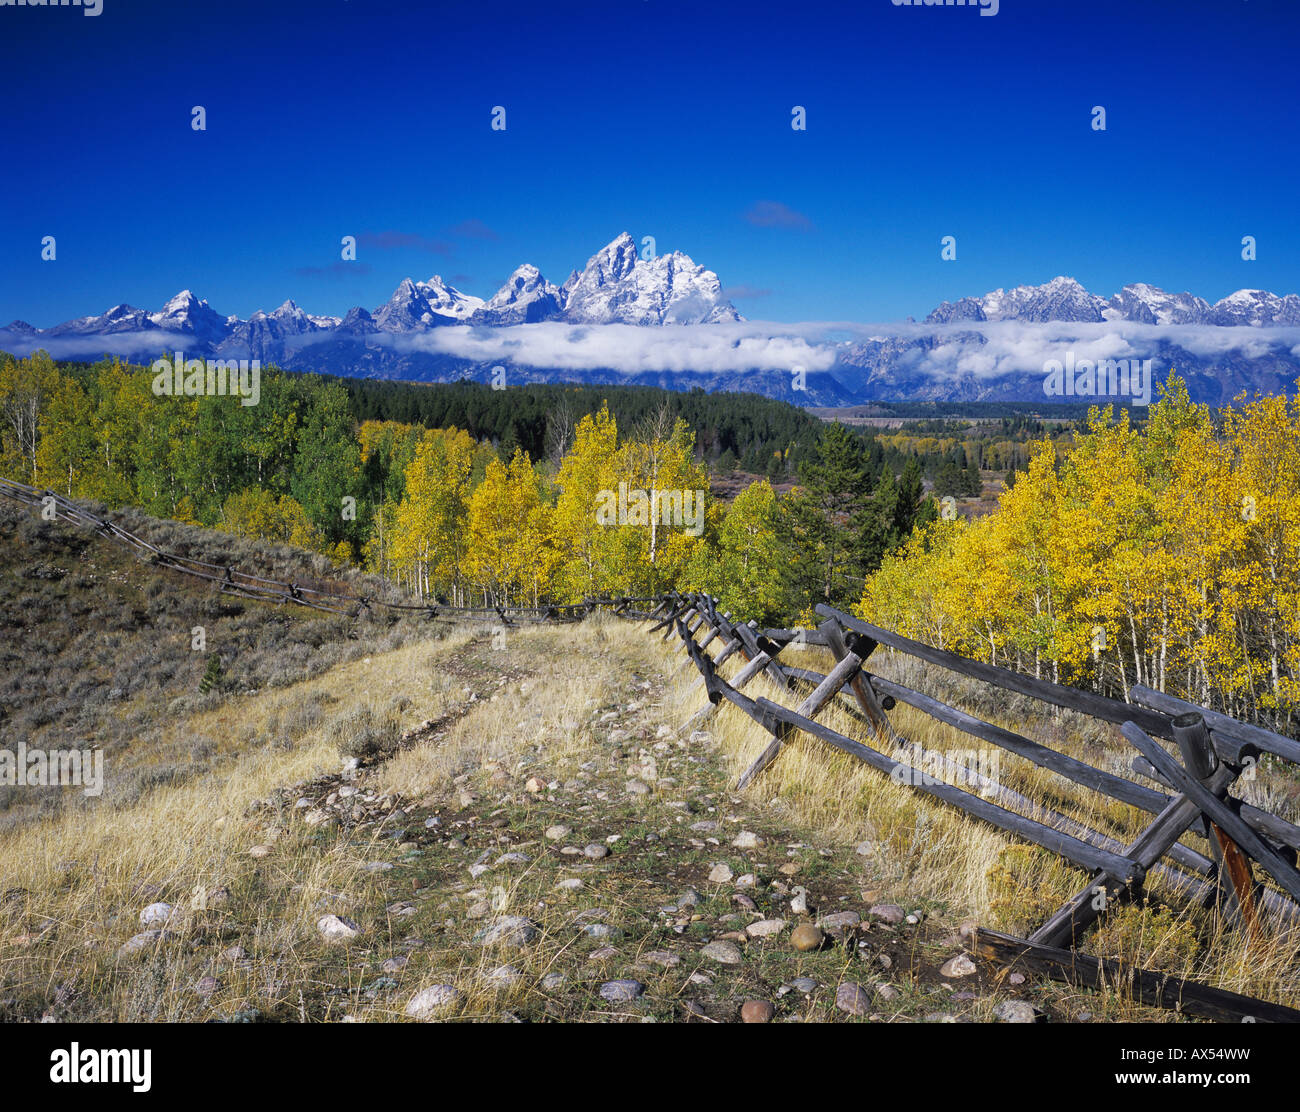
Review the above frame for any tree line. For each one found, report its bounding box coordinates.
[859,373,1300,730]
[0,352,934,622]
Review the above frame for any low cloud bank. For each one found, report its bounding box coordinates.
[5,319,1300,382]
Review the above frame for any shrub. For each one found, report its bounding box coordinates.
[325,705,401,763]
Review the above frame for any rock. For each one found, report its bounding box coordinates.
[868,903,906,924]
[317,914,363,943]
[525,777,546,793]
[994,1000,1040,1023]
[466,900,491,919]
[139,902,179,928]
[735,873,756,888]
[483,964,523,988]
[731,831,763,849]
[405,985,462,1018]
[836,982,872,1016]
[599,979,645,1003]
[539,972,567,990]
[494,852,530,866]
[790,976,818,993]
[583,844,610,860]
[625,780,650,795]
[745,919,788,939]
[939,954,978,979]
[817,911,861,931]
[875,983,901,1001]
[707,863,734,884]
[701,939,744,965]
[223,945,247,961]
[382,955,410,973]
[117,930,173,958]
[690,820,720,832]
[481,916,539,948]
[192,885,230,911]
[587,946,620,964]
[732,893,757,910]
[741,999,776,1023]
[639,950,681,968]
[545,825,572,841]
[854,841,874,856]
[248,845,273,858]
[790,924,825,952]
[583,923,621,940]
[468,864,490,879]
[1009,972,1026,985]
[555,878,584,891]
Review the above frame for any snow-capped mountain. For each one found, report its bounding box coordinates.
[473,264,563,325]
[925,277,1300,328]
[928,277,1108,324]
[560,233,741,325]
[147,289,230,347]
[1207,289,1300,327]
[6,255,1300,408]
[1104,284,1211,326]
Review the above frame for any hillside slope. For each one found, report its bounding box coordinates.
[0,499,430,829]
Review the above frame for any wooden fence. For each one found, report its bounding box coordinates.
[644,590,1300,1022]
[8,478,1299,1019]
[0,477,656,624]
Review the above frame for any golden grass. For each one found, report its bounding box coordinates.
[669,638,1300,1014]
[4,607,1297,1022]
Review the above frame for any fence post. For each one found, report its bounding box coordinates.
[1172,712,1260,937]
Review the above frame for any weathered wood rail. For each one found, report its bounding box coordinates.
[0,477,657,624]
[9,477,1300,1019]
[641,591,1300,1022]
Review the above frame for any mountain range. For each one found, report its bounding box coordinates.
[5,234,1300,407]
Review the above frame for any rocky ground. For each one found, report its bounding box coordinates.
[66,624,1057,1024]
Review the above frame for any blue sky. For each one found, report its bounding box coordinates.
[1,0,1296,326]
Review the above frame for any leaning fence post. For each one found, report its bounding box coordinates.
[1171,712,1261,938]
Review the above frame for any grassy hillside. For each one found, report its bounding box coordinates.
[0,499,432,830]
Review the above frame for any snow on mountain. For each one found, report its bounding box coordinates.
[1209,289,1300,327]
[926,278,1300,328]
[561,233,741,325]
[415,275,484,320]
[977,277,1108,323]
[1104,283,1211,326]
[471,264,563,324]
[140,290,230,348]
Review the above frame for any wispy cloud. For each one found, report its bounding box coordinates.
[448,219,498,241]
[723,284,773,300]
[744,200,813,231]
[357,231,455,254]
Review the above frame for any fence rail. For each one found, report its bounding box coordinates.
[0,477,654,623]
[7,481,1299,1019]
[643,590,1300,1021]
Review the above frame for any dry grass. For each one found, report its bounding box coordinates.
[0,615,680,1022]
[667,637,1300,1017]
[4,600,1298,1023]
